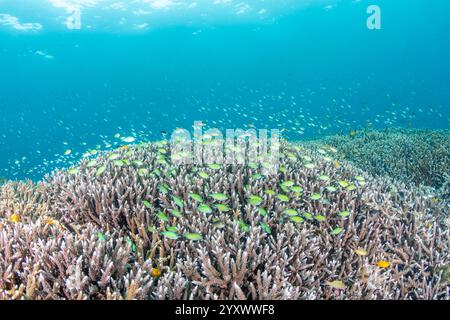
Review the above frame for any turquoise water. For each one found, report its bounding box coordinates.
[0,0,449,180]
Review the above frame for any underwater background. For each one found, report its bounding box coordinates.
[0,0,449,301]
[0,0,449,180]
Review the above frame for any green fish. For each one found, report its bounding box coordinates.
[156,211,169,222]
[210,193,228,201]
[68,168,79,175]
[238,219,250,232]
[167,226,178,233]
[138,168,149,177]
[277,194,289,202]
[338,211,351,218]
[189,192,204,203]
[304,163,315,169]
[248,195,263,206]
[260,222,271,234]
[184,233,203,241]
[314,215,327,222]
[86,160,97,167]
[290,216,304,223]
[208,163,221,170]
[169,209,182,218]
[258,207,267,217]
[198,171,209,179]
[283,209,298,216]
[172,196,184,208]
[96,166,107,177]
[161,231,179,240]
[198,204,212,214]
[143,200,153,209]
[331,227,344,236]
[310,193,322,201]
[215,204,231,212]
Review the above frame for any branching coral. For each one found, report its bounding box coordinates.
[315,128,450,189]
[0,134,448,300]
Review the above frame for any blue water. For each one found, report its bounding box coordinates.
[0,0,449,180]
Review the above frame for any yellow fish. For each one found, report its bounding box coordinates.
[151,268,162,278]
[11,214,20,223]
[45,218,57,226]
[377,260,390,269]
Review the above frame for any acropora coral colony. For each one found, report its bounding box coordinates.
[0,129,448,300]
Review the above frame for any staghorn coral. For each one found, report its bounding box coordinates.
[0,180,51,222]
[0,134,449,300]
[314,128,450,189]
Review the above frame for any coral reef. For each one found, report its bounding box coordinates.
[0,136,448,300]
[315,128,450,189]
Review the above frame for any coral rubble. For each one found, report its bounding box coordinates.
[0,134,448,300]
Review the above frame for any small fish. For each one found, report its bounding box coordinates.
[215,204,231,212]
[184,233,203,241]
[172,195,184,208]
[68,168,79,175]
[338,210,351,218]
[86,160,97,167]
[156,211,169,222]
[377,260,390,269]
[167,226,178,233]
[121,136,136,143]
[198,171,209,179]
[331,227,343,235]
[338,180,349,188]
[355,248,368,256]
[310,193,321,200]
[189,192,204,203]
[143,200,153,209]
[151,268,162,277]
[258,207,267,217]
[238,219,250,232]
[283,209,298,216]
[277,194,289,202]
[248,195,263,206]
[96,166,107,176]
[290,216,304,223]
[197,204,212,214]
[45,218,57,226]
[161,231,179,240]
[210,193,228,201]
[326,280,346,290]
[170,209,182,218]
[314,215,326,222]
[304,163,315,169]
[138,168,149,177]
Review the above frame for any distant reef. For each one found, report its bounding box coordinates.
[313,128,449,189]
[0,129,448,300]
